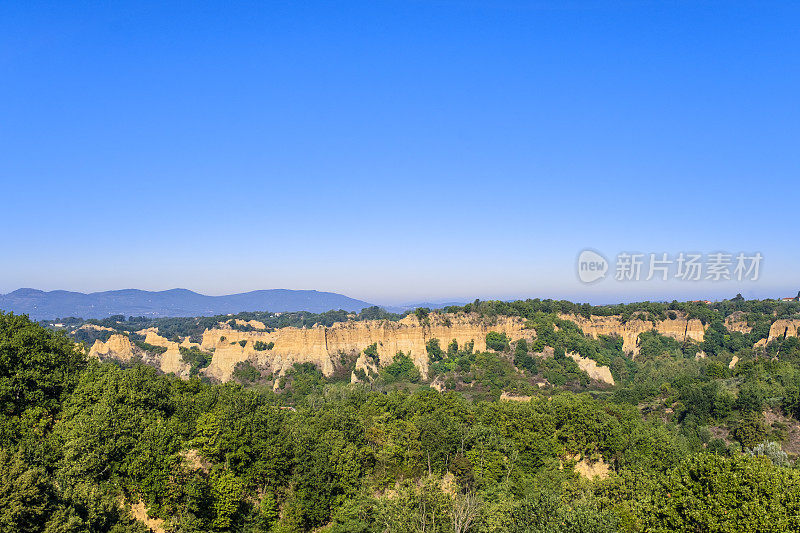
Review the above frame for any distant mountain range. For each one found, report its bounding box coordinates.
[0,288,379,320]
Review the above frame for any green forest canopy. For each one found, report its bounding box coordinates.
[4,296,800,531]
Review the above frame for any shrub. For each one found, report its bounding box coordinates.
[382,352,421,383]
[363,343,379,363]
[232,361,262,384]
[746,441,790,467]
[447,339,459,356]
[732,412,768,448]
[426,339,444,362]
[485,331,510,352]
[638,454,800,531]
[179,346,213,376]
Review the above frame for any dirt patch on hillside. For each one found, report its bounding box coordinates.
[181,449,211,473]
[708,425,732,444]
[562,454,610,479]
[764,408,800,456]
[500,392,532,402]
[120,498,165,533]
[575,458,610,479]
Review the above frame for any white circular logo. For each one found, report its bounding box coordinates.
[577,250,608,283]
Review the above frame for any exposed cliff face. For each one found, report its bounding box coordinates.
[86,311,772,383]
[234,319,266,329]
[768,319,800,342]
[142,331,193,378]
[567,353,615,385]
[198,313,529,381]
[79,323,115,333]
[559,313,706,355]
[725,312,753,334]
[88,331,193,377]
[89,334,136,362]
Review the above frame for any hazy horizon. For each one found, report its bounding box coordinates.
[2,285,796,309]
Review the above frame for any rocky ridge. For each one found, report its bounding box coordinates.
[87,311,782,383]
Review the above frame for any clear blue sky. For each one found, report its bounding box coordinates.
[1,1,798,305]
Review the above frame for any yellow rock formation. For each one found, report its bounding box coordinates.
[500,392,532,402]
[768,319,800,342]
[234,319,266,329]
[725,312,752,333]
[573,457,610,479]
[197,313,529,381]
[560,313,706,355]
[144,331,192,377]
[87,310,783,384]
[567,352,615,385]
[89,334,135,362]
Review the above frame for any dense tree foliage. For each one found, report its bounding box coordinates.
[445,296,800,326]
[8,297,800,532]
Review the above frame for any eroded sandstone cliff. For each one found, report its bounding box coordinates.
[567,353,615,385]
[89,334,135,362]
[87,310,774,384]
[89,313,529,381]
[768,319,800,342]
[558,313,706,354]
[197,313,529,381]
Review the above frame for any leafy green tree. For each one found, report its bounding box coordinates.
[377,478,451,533]
[0,450,52,533]
[513,340,538,374]
[179,346,213,376]
[415,413,462,475]
[210,471,244,530]
[485,331,510,352]
[639,453,800,532]
[426,339,445,362]
[191,390,291,489]
[447,339,459,357]
[382,353,421,383]
[363,343,379,364]
[0,312,86,446]
[702,320,728,356]
[736,382,765,412]
[732,412,768,448]
[232,361,261,384]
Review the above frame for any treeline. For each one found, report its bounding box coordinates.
[442,295,800,325]
[56,306,408,344]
